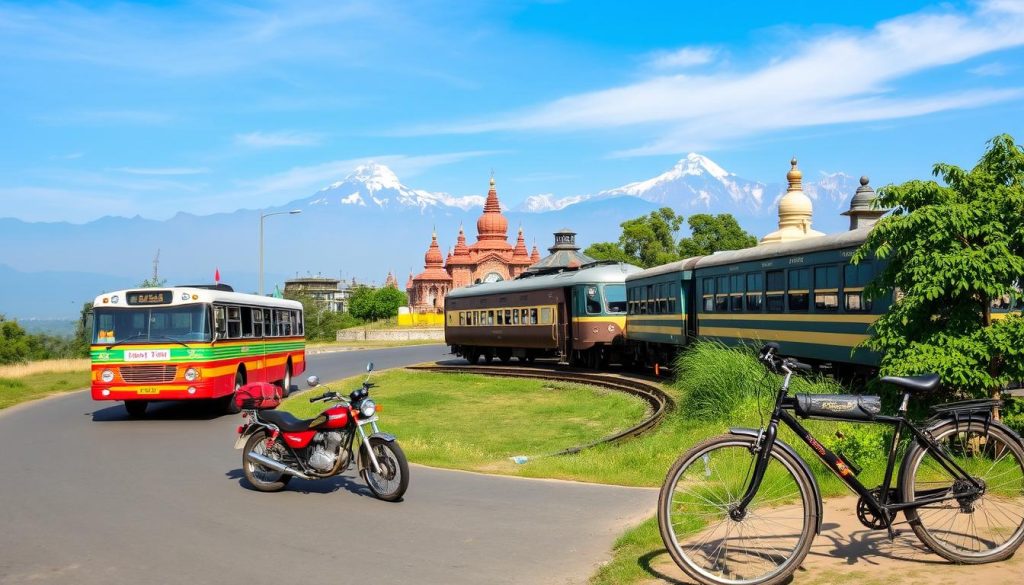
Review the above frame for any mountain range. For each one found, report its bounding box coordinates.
[0,154,865,319]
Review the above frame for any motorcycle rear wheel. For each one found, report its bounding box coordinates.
[243,430,292,492]
[361,437,409,502]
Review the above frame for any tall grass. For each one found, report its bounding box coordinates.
[0,358,90,379]
[673,341,844,422]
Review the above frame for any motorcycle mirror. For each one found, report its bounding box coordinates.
[366,362,374,372]
[306,375,320,388]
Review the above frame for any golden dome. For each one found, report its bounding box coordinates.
[760,156,824,245]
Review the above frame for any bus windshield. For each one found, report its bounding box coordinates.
[604,284,627,313]
[93,305,211,344]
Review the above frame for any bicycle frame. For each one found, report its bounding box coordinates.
[734,368,986,529]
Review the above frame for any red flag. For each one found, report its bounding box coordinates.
[214,268,220,283]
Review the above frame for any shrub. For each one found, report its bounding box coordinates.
[672,340,845,421]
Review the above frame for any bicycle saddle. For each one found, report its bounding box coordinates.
[880,373,940,393]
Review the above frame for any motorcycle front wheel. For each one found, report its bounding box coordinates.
[361,437,409,502]
[243,430,292,492]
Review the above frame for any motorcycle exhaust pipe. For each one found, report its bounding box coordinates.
[245,451,312,480]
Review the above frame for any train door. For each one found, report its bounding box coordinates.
[570,287,580,343]
[557,300,568,361]
[684,279,698,338]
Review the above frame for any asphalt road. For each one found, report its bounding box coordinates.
[0,344,656,585]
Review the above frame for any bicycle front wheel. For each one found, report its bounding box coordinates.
[658,434,817,585]
[901,420,1024,563]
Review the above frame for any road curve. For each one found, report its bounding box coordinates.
[0,344,656,585]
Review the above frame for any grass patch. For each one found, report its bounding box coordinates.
[0,370,91,409]
[280,369,650,481]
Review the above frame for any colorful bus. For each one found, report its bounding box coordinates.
[90,284,305,417]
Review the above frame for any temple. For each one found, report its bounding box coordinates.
[407,176,536,313]
[759,157,826,245]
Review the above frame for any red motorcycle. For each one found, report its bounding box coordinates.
[233,362,409,501]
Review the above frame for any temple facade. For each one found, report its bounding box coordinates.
[407,177,540,313]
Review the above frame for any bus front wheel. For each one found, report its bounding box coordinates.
[124,401,148,418]
[223,371,244,415]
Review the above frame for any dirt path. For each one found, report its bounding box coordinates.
[642,496,1022,585]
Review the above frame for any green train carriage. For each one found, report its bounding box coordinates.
[625,228,890,373]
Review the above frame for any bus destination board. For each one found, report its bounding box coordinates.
[126,291,173,305]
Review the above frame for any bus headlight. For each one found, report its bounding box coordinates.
[359,400,376,418]
[101,369,115,383]
[184,367,199,382]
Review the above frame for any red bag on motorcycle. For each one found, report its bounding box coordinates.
[234,382,282,410]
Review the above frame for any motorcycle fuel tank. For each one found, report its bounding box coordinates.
[315,405,350,429]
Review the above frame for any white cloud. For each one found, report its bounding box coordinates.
[413,1,1024,156]
[647,46,717,70]
[969,62,1010,76]
[114,167,210,176]
[234,131,324,148]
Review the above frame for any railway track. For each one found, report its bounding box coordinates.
[406,363,674,456]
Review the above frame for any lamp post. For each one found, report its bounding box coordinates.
[259,209,302,296]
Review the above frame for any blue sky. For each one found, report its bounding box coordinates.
[2,0,1023,223]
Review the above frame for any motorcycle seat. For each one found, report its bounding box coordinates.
[259,409,317,432]
[880,373,940,394]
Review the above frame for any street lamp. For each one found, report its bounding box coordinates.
[259,209,302,296]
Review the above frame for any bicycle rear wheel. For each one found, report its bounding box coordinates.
[658,434,817,585]
[901,420,1024,563]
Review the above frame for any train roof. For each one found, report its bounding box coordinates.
[93,286,303,310]
[627,228,872,282]
[446,262,641,299]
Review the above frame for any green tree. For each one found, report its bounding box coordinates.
[73,301,94,357]
[138,277,167,287]
[347,285,376,321]
[0,315,46,364]
[854,134,1024,400]
[284,291,363,341]
[583,241,635,264]
[677,213,758,258]
[620,207,684,268]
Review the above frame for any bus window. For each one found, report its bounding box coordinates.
[253,309,264,337]
[241,307,254,337]
[605,284,626,314]
[295,310,304,335]
[214,306,227,339]
[263,309,272,337]
[227,306,242,338]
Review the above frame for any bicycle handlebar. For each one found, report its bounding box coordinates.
[758,343,812,373]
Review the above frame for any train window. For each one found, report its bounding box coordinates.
[845,293,872,312]
[844,261,874,287]
[539,307,552,324]
[497,311,504,325]
[730,294,743,312]
[788,269,810,311]
[657,284,667,314]
[715,295,729,312]
[510,310,518,325]
[530,308,538,324]
[815,293,839,312]
[703,278,714,296]
[503,309,511,324]
[731,275,744,293]
[766,270,784,291]
[765,271,785,313]
[586,286,602,314]
[487,310,495,325]
[766,294,785,312]
[815,266,840,289]
[703,295,714,312]
[667,283,677,313]
[459,312,465,326]
[746,293,763,312]
[605,285,626,313]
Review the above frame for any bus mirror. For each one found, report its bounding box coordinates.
[306,375,320,388]
[366,362,374,372]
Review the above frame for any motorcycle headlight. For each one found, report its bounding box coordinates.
[184,367,199,382]
[101,369,115,383]
[359,400,376,418]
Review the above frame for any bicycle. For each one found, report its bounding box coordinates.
[657,342,1024,585]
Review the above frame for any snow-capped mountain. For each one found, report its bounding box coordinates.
[804,171,862,210]
[311,162,485,212]
[597,152,768,211]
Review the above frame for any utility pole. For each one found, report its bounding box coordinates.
[152,249,160,283]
